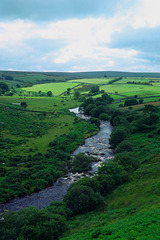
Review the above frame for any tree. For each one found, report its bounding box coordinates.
[89,117,101,127]
[67,88,71,95]
[102,93,114,103]
[109,127,128,148]
[99,113,110,121]
[72,153,93,172]
[5,75,13,80]
[98,160,129,185]
[74,91,80,99]
[114,152,140,173]
[143,104,159,127]
[139,99,144,104]
[64,184,103,215]
[0,82,9,94]
[115,140,134,153]
[47,91,52,97]
[124,98,138,106]
[89,85,99,95]
[21,102,27,108]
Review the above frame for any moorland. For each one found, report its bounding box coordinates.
[0,70,160,240]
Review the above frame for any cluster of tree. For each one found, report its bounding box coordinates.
[0,201,71,240]
[88,85,100,96]
[127,81,152,86]
[0,82,10,95]
[108,77,122,84]
[71,153,93,172]
[80,94,114,127]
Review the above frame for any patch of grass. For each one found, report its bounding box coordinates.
[22,82,80,96]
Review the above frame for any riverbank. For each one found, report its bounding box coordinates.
[0,108,113,212]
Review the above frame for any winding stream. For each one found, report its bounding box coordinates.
[0,108,113,212]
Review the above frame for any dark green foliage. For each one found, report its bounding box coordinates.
[5,75,14,80]
[21,102,27,108]
[47,91,52,97]
[143,104,159,127]
[89,85,100,95]
[108,77,122,84]
[124,98,138,106]
[72,153,93,173]
[96,174,115,195]
[0,82,9,94]
[90,105,107,118]
[89,117,101,127]
[83,104,95,115]
[131,118,149,132]
[70,176,102,193]
[114,152,140,173]
[115,140,134,153]
[74,91,80,98]
[98,160,129,185]
[64,184,103,215]
[0,204,68,240]
[139,98,144,104]
[109,127,128,148]
[99,113,110,121]
[102,93,114,103]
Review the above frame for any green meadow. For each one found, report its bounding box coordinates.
[22,82,80,96]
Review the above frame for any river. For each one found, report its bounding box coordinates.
[0,108,113,212]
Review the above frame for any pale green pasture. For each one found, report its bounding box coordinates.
[100,84,160,97]
[22,82,79,96]
[9,114,75,155]
[116,77,160,84]
[68,78,112,84]
[0,96,79,112]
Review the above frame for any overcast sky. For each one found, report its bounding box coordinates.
[0,0,160,72]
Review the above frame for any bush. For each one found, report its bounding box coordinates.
[124,98,138,106]
[115,140,134,153]
[64,184,103,215]
[109,127,128,148]
[99,113,110,121]
[89,117,101,127]
[98,160,129,185]
[72,153,93,173]
[114,152,140,173]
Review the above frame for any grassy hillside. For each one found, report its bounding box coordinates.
[60,108,160,240]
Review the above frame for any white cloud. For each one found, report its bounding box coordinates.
[132,0,160,28]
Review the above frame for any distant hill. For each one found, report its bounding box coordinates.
[1,70,160,87]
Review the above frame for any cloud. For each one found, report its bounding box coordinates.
[132,0,160,28]
[0,0,160,72]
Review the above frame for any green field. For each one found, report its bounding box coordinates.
[100,84,160,97]
[68,78,112,84]
[22,82,80,96]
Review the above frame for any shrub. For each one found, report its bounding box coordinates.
[109,127,128,148]
[72,153,93,173]
[99,113,110,121]
[114,152,140,173]
[89,117,101,127]
[115,140,134,153]
[64,184,103,215]
[98,160,129,185]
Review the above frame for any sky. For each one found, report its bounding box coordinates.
[0,0,160,72]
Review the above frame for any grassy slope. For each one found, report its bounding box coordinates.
[22,82,80,96]
[60,109,160,240]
